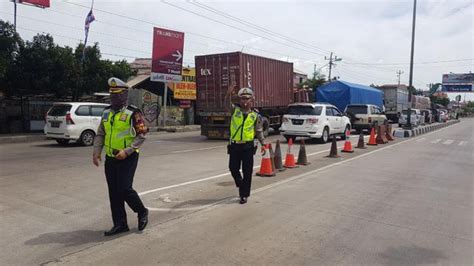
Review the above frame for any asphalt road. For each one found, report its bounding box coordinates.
[0,120,472,265]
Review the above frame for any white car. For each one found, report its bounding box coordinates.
[44,102,109,145]
[279,103,351,143]
[399,109,422,127]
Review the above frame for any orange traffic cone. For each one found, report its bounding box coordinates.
[376,125,388,144]
[284,138,298,168]
[367,127,378,146]
[256,144,276,176]
[341,129,354,153]
[385,124,395,141]
[296,139,310,165]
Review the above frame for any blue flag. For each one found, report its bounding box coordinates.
[82,9,95,61]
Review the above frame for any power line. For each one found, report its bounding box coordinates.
[56,1,322,64]
[161,0,327,57]
[188,0,330,55]
[344,58,473,66]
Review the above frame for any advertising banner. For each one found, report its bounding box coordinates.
[442,73,473,92]
[18,0,50,8]
[173,68,196,100]
[151,27,185,83]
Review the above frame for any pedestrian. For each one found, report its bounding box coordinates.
[228,87,265,204]
[93,77,149,236]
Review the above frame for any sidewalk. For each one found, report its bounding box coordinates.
[0,125,201,144]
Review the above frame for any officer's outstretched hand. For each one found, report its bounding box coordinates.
[115,150,128,160]
[93,154,101,167]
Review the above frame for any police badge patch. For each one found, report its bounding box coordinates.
[119,113,128,121]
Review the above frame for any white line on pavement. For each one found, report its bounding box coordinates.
[416,138,426,142]
[431,139,441,143]
[458,141,466,146]
[442,139,454,145]
[172,145,225,154]
[142,122,461,212]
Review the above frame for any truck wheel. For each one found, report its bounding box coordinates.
[318,127,329,144]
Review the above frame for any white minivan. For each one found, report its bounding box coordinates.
[44,102,108,145]
[279,103,351,143]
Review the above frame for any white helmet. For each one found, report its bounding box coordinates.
[238,87,253,97]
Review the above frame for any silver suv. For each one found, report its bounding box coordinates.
[345,104,387,133]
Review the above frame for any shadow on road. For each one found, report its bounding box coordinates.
[378,245,446,266]
[24,230,108,247]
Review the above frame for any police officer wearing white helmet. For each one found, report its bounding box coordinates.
[228,87,265,204]
[93,77,149,236]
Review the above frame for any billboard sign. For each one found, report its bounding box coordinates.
[442,73,473,92]
[17,0,50,8]
[151,27,184,83]
[173,68,196,100]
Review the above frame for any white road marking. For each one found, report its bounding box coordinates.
[416,138,426,142]
[139,145,343,197]
[172,145,225,154]
[143,121,460,212]
[458,141,467,146]
[431,139,441,143]
[442,139,454,145]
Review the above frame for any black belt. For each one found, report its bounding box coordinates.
[231,141,254,144]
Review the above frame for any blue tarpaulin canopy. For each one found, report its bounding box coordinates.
[315,80,383,111]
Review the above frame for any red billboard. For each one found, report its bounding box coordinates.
[18,0,50,8]
[151,27,185,83]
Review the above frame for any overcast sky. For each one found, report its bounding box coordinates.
[1,0,473,92]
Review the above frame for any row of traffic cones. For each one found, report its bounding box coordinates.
[329,125,395,158]
[257,138,310,176]
[258,124,396,175]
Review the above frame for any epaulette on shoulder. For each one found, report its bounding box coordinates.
[127,104,139,111]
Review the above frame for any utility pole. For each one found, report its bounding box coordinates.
[313,64,317,80]
[14,0,17,31]
[396,70,404,87]
[405,0,417,129]
[325,52,342,81]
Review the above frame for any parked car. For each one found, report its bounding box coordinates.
[439,110,449,122]
[420,109,433,124]
[398,109,422,127]
[344,104,387,133]
[279,103,351,143]
[44,102,108,145]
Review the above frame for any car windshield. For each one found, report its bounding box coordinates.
[48,105,72,116]
[346,106,368,114]
[288,106,322,116]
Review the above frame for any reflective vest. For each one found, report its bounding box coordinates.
[102,107,137,157]
[230,107,257,142]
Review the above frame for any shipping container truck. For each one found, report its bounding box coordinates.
[195,52,294,139]
[378,84,410,122]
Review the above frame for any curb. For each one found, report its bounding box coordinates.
[0,125,202,145]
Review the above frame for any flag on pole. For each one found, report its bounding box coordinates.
[82,9,95,61]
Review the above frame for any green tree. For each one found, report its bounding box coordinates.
[0,20,24,92]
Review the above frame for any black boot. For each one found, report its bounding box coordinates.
[138,208,149,231]
[104,225,129,236]
[239,197,247,204]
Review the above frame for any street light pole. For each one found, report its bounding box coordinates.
[406,0,417,129]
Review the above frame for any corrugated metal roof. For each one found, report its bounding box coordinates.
[127,75,150,88]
